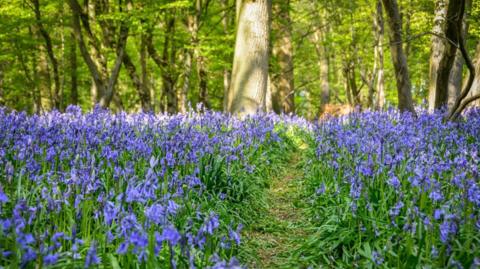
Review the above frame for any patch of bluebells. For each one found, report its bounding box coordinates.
[0,105,292,268]
[307,109,480,267]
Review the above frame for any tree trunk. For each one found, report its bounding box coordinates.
[272,0,295,114]
[0,62,5,106]
[179,49,192,113]
[222,0,232,112]
[70,31,78,105]
[227,0,271,116]
[313,26,330,111]
[122,52,152,112]
[448,0,471,109]
[428,0,463,112]
[468,43,480,106]
[33,0,61,109]
[382,0,416,114]
[188,0,209,109]
[38,45,52,111]
[375,0,386,110]
[68,0,129,109]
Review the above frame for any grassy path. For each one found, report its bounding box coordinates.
[241,146,310,268]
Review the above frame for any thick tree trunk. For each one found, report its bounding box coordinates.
[227,0,271,116]
[428,0,463,112]
[375,0,386,110]
[382,0,416,114]
[272,0,295,114]
[33,0,61,109]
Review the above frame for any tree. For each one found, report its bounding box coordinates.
[448,0,472,109]
[382,0,416,114]
[68,0,129,108]
[227,0,272,116]
[374,0,386,110]
[32,0,61,110]
[272,0,295,114]
[428,0,464,112]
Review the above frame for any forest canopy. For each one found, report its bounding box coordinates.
[0,0,479,117]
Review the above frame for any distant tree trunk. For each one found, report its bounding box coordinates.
[70,31,78,105]
[313,26,330,111]
[428,0,463,112]
[382,0,416,114]
[222,0,232,111]
[140,34,151,111]
[227,0,271,116]
[33,0,61,109]
[38,45,52,110]
[272,0,295,114]
[266,73,274,112]
[179,49,192,113]
[68,0,129,109]
[448,0,471,109]
[188,0,209,109]
[0,62,5,106]
[468,43,480,106]
[403,0,412,59]
[123,52,152,112]
[375,0,386,110]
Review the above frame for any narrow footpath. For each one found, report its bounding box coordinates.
[241,147,311,268]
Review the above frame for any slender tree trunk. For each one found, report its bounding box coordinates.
[33,0,61,109]
[163,16,178,114]
[313,26,330,111]
[38,45,52,110]
[375,0,386,110]
[0,62,5,106]
[179,49,192,113]
[382,0,416,113]
[68,0,129,109]
[227,0,272,116]
[222,0,232,112]
[428,0,463,112]
[70,31,78,105]
[123,52,152,112]
[468,43,480,106]
[448,0,471,109]
[188,0,209,109]
[272,0,295,114]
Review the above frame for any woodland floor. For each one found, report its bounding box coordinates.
[241,145,312,268]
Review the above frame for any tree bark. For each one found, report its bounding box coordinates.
[382,0,416,114]
[428,0,463,112]
[68,0,129,108]
[122,51,152,112]
[179,49,192,113]
[32,0,61,109]
[70,30,78,105]
[0,62,5,106]
[227,0,271,116]
[375,0,386,110]
[272,0,295,114]
[448,0,471,109]
[222,0,232,112]
[468,43,480,106]
[313,26,330,111]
